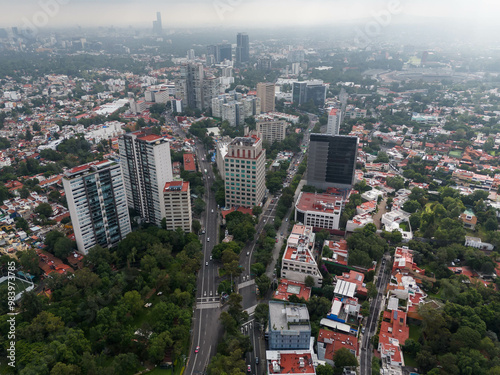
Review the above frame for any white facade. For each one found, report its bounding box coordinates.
[63,160,131,255]
[294,192,343,231]
[281,224,322,287]
[326,108,341,136]
[118,130,173,226]
[84,121,125,144]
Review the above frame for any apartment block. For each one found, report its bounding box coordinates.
[63,160,131,255]
[281,224,322,287]
[162,181,192,232]
[118,129,173,226]
[256,118,289,143]
[326,108,341,136]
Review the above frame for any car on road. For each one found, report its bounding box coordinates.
[247,365,251,372]
[207,237,210,242]
[201,230,205,234]
[206,262,208,266]
[255,357,259,365]
[285,218,288,222]
[211,209,214,213]
[275,238,278,242]
[281,232,283,236]
[247,251,250,256]
[210,255,212,260]
[195,346,200,353]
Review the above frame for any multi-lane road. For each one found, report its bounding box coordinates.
[173,111,318,375]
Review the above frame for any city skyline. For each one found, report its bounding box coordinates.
[2,0,500,30]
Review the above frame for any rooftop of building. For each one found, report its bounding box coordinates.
[329,108,339,116]
[296,192,343,214]
[163,180,189,192]
[266,351,315,375]
[334,280,357,298]
[317,328,358,358]
[183,153,196,172]
[64,160,116,178]
[137,134,164,143]
[379,309,409,359]
[269,300,310,332]
[230,135,260,146]
[274,279,312,302]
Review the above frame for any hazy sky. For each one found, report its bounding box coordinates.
[1,0,500,29]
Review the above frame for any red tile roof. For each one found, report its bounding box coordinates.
[296,193,343,213]
[183,153,196,171]
[163,180,189,192]
[138,134,163,142]
[268,352,315,375]
[274,279,312,301]
[318,328,359,359]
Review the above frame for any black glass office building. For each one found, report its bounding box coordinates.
[306,134,358,190]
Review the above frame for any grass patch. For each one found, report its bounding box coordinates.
[449,150,462,158]
[409,324,422,342]
[0,277,33,296]
[404,352,418,368]
[399,222,410,232]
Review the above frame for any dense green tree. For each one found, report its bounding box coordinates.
[255,274,271,296]
[316,364,334,375]
[35,202,53,218]
[19,248,42,276]
[53,237,75,259]
[332,347,358,374]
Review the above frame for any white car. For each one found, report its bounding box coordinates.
[206,262,208,266]
[207,237,210,242]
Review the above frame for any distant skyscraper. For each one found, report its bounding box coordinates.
[207,43,232,64]
[236,32,250,63]
[292,80,327,107]
[256,82,275,113]
[187,49,195,60]
[326,108,342,135]
[63,160,131,254]
[153,12,163,35]
[218,43,232,62]
[307,134,358,190]
[175,63,219,110]
[118,129,173,226]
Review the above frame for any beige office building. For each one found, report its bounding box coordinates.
[256,118,289,143]
[256,82,275,113]
[161,180,192,232]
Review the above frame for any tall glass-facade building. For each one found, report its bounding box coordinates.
[63,160,131,255]
[306,134,358,190]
